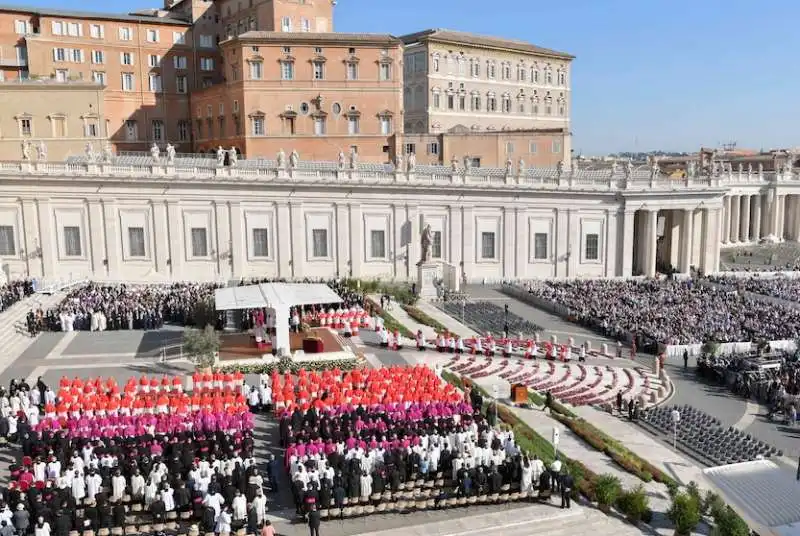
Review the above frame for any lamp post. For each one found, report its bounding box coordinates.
[671,409,681,449]
[504,303,509,337]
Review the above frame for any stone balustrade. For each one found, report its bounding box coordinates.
[1,158,793,192]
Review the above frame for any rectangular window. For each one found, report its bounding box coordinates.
[125,120,137,140]
[20,118,31,136]
[280,16,291,32]
[346,63,357,80]
[250,61,262,80]
[51,117,66,137]
[67,22,81,37]
[51,21,63,35]
[121,52,133,65]
[529,142,538,154]
[149,74,162,92]
[300,17,310,32]
[53,48,65,62]
[121,73,134,91]
[176,75,187,93]
[506,142,514,154]
[146,29,159,42]
[252,228,269,257]
[0,226,15,256]
[370,230,386,258]
[128,227,146,257]
[428,142,439,155]
[71,49,84,63]
[481,232,495,259]
[280,61,294,80]
[14,20,28,35]
[431,231,442,259]
[200,58,214,71]
[380,117,391,135]
[152,119,164,141]
[173,56,187,69]
[177,120,188,141]
[85,123,98,137]
[190,228,208,257]
[173,31,185,44]
[92,71,105,85]
[251,117,264,136]
[148,54,160,67]
[199,34,214,48]
[533,233,548,260]
[347,117,359,135]
[63,226,82,257]
[90,24,104,38]
[585,234,599,261]
[311,229,328,258]
[432,93,440,109]
[313,117,326,135]
[552,141,562,154]
[118,27,131,41]
[404,143,415,155]
[379,63,391,81]
[447,95,454,110]
[312,61,324,80]
[92,50,104,64]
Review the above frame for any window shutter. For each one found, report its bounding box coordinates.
[52,48,57,61]
[80,50,85,63]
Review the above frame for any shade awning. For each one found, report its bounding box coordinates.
[215,282,343,311]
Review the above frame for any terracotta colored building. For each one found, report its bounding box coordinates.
[190,31,403,161]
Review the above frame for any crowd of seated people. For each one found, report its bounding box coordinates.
[0,279,34,314]
[272,366,573,520]
[40,283,222,332]
[0,374,280,536]
[518,278,800,345]
[709,275,800,304]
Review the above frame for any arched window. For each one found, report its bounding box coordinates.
[545,65,553,85]
[487,91,497,112]
[531,91,540,115]
[501,93,511,113]
[530,64,539,84]
[557,68,566,85]
[544,92,553,115]
[557,95,566,116]
[431,87,441,109]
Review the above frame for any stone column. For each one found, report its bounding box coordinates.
[679,208,693,273]
[228,203,245,278]
[620,210,635,277]
[739,195,751,243]
[729,194,740,242]
[646,209,658,277]
[706,208,722,273]
[166,201,184,279]
[785,196,796,241]
[721,196,731,245]
[752,194,762,242]
[289,202,304,278]
[777,195,786,239]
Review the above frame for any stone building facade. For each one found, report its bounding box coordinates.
[400,29,573,140]
[190,31,403,161]
[0,155,742,285]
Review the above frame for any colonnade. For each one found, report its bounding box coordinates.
[721,192,800,244]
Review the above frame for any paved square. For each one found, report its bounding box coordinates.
[61,328,184,357]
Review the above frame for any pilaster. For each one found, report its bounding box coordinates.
[777,195,786,239]
[721,196,731,244]
[275,203,291,278]
[20,199,42,278]
[461,206,474,283]
[349,204,363,278]
[567,209,579,277]
[645,209,658,277]
[166,201,184,279]
[101,200,120,279]
[335,203,350,278]
[752,195,762,241]
[449,205,463,276]
[554,208,569,278]
[289,202,304,279]
[36,200,56,278]
[729,195,740,242]
[152,202,170,276]
[214,201,232,280]
[502,207,515,279]
[391,204,405,278]
[679,209,693,273]
[620,210,635,277]
[407,205,419,274]
[87,201,106,277]
[515,208,526,279]
[228,202,245,279]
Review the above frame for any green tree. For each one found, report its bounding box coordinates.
[668,491,701,536]
[712,507,749,536]
[183,325,220,368]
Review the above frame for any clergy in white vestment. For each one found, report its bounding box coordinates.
[203,491,224,519]
[232,491,247,522]
[86,471,103,501]
[71,471,86,502]
[130,471,145,501]
[111,471,126,502]
[251,489,267,524]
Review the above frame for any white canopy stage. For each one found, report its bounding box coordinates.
[214,282,343,355]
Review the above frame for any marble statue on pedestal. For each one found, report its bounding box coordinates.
[36,141,47,162]
[556,160,564,177]
[518,157,526,176]
[505,157,513,175]
[102,141,114,163]
[687,161,696,178]
[20,140,31,161]
[165,143,176,164]
[216,146,225,166]
[610,160,618,176]
[419,224,433,265]
[451,155,459,171]
[338,151,346,170]
[747,163,753,176]
[277,149,286,169]
[624,160,633,179]
[407,152,416,173]
[290,150,299,169]
[229,147,238,167]
[349,148,358,169]
[394,153,402,171]
[150,143,160,163]
[85,142,95,163]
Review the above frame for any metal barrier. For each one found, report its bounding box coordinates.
[33,277,89,295]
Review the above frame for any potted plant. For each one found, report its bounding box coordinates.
[668,491,701,536]
[713,506,749,536]
[617,485,650,523]
[183,324,220,369]
[594,474,621,513]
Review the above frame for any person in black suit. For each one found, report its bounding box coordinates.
[308,505,321,536]
[560,469,574,509]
